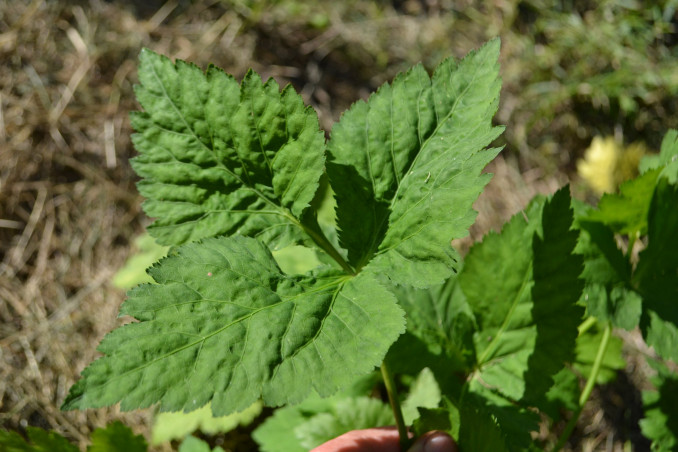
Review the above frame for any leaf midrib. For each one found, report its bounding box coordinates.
[93,275,350,390]
[476,260,533,368]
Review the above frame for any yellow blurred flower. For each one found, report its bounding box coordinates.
[577,136,647,195]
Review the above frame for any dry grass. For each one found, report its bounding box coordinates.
[0,1,262,448]
[0,1,654,451]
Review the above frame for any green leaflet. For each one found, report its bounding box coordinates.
[0,423,146,452]
[572,326,626,385]
[131,49,325,249]
[152,401,262,444]
[540,326,626,421]
[574,215,641,330]
[640,128,678,183]
[400,367,443,425]
[113,234,170,289]
[584,167,662,237]
[0,428,78,452]
[295,397,394,450]
[640,360,678,451]
[634,179,678,362]
[457,404,508,452]
[328,39,503,287]
[389,274,476,372]
[178,436,225,452]
[88,422,147,452]
[462,187,583,405]
[253,368,439,451]
[412,396,512,452]
[62,236,405,415]
[253,379,380,452]
[460,388,539,452]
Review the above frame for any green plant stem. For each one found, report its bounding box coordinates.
[381,361,411,451]
[550,322,612,452]
[626,234,637,260]
[299,219,355,275]
[577,316,597,336]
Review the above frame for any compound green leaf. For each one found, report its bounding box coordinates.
[634,179,678,362]
[462,188,583,404]
[62,236,405,415]
[88,422,147,452]
[131,49,325,249]
[327,39,503,287]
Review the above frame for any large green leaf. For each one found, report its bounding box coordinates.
[327,39,503,287]
[62,236,405,415]
[461,188,583,405]
[131,49,325,248]
[634,179,678,362]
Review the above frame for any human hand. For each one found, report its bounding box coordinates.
[310,427,458,452]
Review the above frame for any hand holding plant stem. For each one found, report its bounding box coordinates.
[312,428,457,452]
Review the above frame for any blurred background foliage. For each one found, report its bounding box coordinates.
[2,0,677,451]
[212,0,678,174]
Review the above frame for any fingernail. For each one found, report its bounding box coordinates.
[424,433,457,452]
[408,432,457,452]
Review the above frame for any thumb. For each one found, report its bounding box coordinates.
[406,431,458,452]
